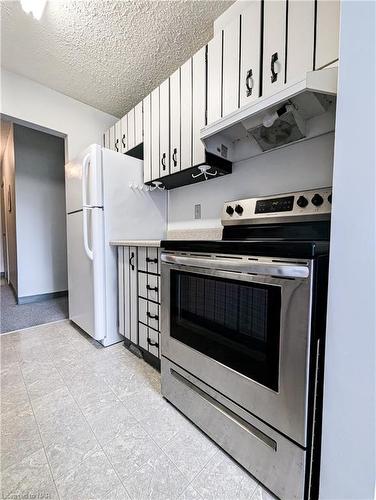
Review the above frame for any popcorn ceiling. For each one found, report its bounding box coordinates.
[1,0,233,118]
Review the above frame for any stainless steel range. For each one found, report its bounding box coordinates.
[160,188,331,500]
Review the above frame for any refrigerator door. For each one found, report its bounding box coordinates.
[66,207,106,340]
[65,144,103,213]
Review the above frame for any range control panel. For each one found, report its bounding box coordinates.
[222,188,332,225]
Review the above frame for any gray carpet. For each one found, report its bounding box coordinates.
[0,281,68,334]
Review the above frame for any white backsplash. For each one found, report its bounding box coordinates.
[168,133,334,231]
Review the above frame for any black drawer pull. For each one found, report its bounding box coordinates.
[271,52,279,83]
[146,257,158,264]
[146,285,158,292]
[245,69,253,96]
[161,152,166,170]
[172,147,178,167]
[147,312,159,321]
[122,134,126,148]
[129,252,135,271]
[147,338,159,348]
[115,138,119,152]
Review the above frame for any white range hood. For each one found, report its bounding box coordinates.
[201,66,338,163]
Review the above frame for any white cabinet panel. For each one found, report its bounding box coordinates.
[207,32,223,124]
[240,0,262,107]
[192,46,206,167]
[223,16,241,116]
[263,0,287,96]
[180,58,192,170]
[127,108,135,151]
[287,0,315,84]
[129,247,138,344]
[151,88,160,181]
[117,247,125,336]
[135,101,143,146]
[315,0,340,69]
[143,95,151,183]
[147,247,159,274]
[120,115,128,153]
[104,129,110,149]
[147,328,159,358]
[170,68,181,174]
[138,322,149,351]
[114,121,121,153]
[139,297,148,326]
[148,301,159,331]
[109,125,115,151]
[137,247,147,272]
[159,78,170,178]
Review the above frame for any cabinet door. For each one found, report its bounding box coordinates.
[170,68,181,174]
[117,247,125,336]
[129,247,138,344]
[151,88,160,181]
[120,115,128,153]
[207,32,223,124]
[192,46,206,167]
[122,247,131,339]
[104,130,110,149]
[240,0,262,107]
[180,58,192,170]
[315,0,340,69]
[286,0,314,84]
[263,0,287,97]
[109,125,115,151]
[147,247,159,274]
[223,16,241,116]
[127,108,135,151]
[143,95,152,183]
[135,101,143,146]
[159,78,170,178]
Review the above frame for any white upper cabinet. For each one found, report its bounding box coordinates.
[120,114,128,153]
[286,0,315,84]
[262,0,287,97]
[127,108,135,151]
[151,88,160,181]
[222,16,241,116]
[103,129,110,149]
[159,78,170,178]
[192,46,206,167]
[143,94,152,183]
[109,125,115,151]
[207,32,223,124]
[315,0,340,69]
[135,101,143,146]
[239,0,262,107]
[180,58,192,170]
[170,68,181,174]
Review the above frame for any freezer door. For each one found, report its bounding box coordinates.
[65,144,103,213]
[66,208,106,340]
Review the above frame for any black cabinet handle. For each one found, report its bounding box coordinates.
[146,257,158,264]
[271,52,279,83]
[146,285,158,292]
[147,312,159,321]
[245,69,253,96]
[122,134,126,148]
[172,148,178,167]
[129,252,135,271]
[147,338,159,348]
[115,138,119,152]
[161,152,166,171]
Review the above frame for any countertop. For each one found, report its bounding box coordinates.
[109,240,161,247]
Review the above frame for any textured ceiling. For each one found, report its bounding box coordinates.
[1,0,233,118]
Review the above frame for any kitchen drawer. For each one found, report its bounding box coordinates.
[138,272,160,303]
[139,297,160,331]
[139,322,160,358]
[137,247,160,274]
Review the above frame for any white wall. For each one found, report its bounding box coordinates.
[168,133,334,231]
[14,124,67,298]
[0,69,117,160]
[2,125,17,291]
[319,2,375,499]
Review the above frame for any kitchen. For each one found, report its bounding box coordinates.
[0,1,374,500]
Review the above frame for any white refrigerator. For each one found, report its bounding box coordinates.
[65,144,167,346]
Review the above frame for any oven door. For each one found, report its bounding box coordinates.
[161,252,314,447]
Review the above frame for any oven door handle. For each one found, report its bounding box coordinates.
[161,253,309,279]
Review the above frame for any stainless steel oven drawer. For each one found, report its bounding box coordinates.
[161,357,306,500]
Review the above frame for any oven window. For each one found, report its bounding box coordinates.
[171,271,281,391]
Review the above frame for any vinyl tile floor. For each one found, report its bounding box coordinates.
[0,320,276,500]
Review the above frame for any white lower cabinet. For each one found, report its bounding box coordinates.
[117,245,161,364]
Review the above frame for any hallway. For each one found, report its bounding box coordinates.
[0,280,68,334]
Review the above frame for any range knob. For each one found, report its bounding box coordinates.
[311,193,324,207]
[235,204,244,215]
[226,205,234,216]
[328,194,332,204]
[296,196,309,208]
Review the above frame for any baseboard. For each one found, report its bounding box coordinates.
[17,290,68,305]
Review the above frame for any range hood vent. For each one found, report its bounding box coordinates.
[200,67,337,163]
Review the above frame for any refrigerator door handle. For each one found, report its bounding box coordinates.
[83,207,94,260]
[81,153,91,208]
